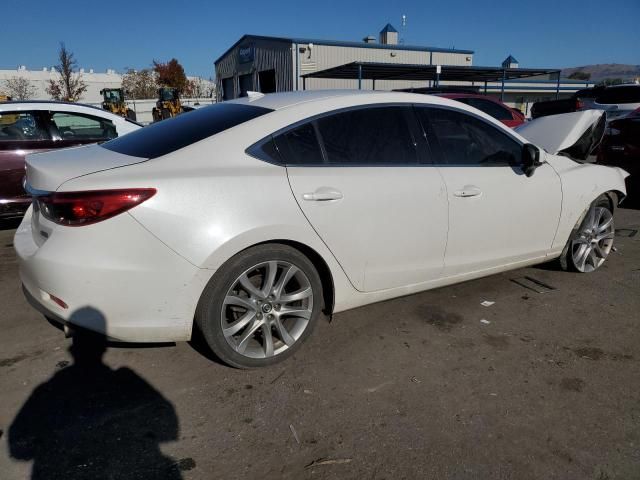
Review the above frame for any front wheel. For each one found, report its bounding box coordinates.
[561,195,615,273]
[195,244,323,368]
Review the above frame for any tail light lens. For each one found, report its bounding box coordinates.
[576,99,585,110]
[38,188,156,226]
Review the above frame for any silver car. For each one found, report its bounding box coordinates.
[580,84,640,121]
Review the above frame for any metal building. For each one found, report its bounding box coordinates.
[214,24,474,101]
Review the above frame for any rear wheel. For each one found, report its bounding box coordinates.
[195,244,323,368]
[126,109,137,121]
[161,108,171,120]
[561,195,615,273]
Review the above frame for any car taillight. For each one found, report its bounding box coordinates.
[38,188,156,226]
[576,99,585,110]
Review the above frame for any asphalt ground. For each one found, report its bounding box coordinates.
[0,206,639,480]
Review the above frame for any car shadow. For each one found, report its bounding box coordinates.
[8,307,185,480]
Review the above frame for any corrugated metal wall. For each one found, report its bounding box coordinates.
[298,44,473,91]
[215,38,293,101]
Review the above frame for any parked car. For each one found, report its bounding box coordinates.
[435,93,526,127]
[15,91,628,368]
[0,101,141,218]
[531,84,640,120]
[580,84,640,121]
[597,107,640,202]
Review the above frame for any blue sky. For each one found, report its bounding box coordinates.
[4,0,639,78]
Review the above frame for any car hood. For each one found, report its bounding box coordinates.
[25,143,148,192]
[516,110,606,160]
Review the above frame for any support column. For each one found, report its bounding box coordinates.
[358,64,362,90]
[501,69,506,101]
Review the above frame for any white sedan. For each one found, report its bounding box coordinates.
[14,91,628,368]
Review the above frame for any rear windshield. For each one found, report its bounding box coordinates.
[101,103,273,159]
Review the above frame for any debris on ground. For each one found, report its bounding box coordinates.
[480,319,491,325]
[410,376,421,383]
[289,424,300,444]
[305,458,353,469]
[481,300,495,307]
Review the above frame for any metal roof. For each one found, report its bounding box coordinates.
[380,23,398,33]
[214,35,474,65]
[301,62,560,83]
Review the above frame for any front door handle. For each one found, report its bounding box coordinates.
[453,186,482,198]
[302,188,343,202]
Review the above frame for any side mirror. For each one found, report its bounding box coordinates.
[522,143,541,177]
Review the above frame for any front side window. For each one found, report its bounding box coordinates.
[50,112,117,140]
[0,111,49,142]
[417,107,521,166]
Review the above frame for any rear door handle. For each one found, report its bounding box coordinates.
[453,186,482,198]
[302,188,343,201]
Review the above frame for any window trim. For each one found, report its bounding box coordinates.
[414,104,525,168]
[246,102,430,167]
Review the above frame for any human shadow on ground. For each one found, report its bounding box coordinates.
[8,307,184,480]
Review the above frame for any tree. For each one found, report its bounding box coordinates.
[598,78,625,86]
[122,68,158,99]
[152,58,187,93]
[568,71,591,81]
[3,76,37,100]
[46,42,88,102]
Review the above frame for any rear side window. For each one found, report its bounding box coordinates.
[459,98,513,121]
[316,106,417,165]
[50,112,116,140]
[417,107,521,166]
[0,111,49,142]
[274,122,324,165]
[102,103,272,159]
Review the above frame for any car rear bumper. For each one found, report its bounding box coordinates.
[14,208,212,342]
[0,196,30,219]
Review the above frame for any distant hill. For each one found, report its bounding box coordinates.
[562,64,640,83]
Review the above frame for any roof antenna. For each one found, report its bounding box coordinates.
[400,14,407,44]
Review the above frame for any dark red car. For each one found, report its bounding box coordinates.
[597,107,640,204]
[0,101,140,219]
[435,93,526,128]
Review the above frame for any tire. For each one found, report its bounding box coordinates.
[195,244,323,368]
[126,109,137,121]
[559,194,615,273]
[152,108,161,122]
[161,108,171,120]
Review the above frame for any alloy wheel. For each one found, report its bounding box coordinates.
[571,206,614,273]
[221,261,314,359]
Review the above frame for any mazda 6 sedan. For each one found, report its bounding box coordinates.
[15,91,629,368]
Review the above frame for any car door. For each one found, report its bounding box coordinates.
[0,110,55,205]
[282,105,449,292]
[415,106,561,276]
[45,110,119,148]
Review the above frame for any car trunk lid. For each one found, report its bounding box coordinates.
[25,143,148,192]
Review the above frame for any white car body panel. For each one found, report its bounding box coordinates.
[515,110,604,154]
[287,165,448,291]
[436,157,561,275]
[13,91,629,342]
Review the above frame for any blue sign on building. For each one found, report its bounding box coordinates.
[238,45,254,64]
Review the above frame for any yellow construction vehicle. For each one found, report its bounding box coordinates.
[151,87,182,122]
[100,88,137,121]
[0,94,12,102]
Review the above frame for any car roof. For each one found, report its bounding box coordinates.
[227,89,466,111]
[434,92,502,101]
[0,101,125,121]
